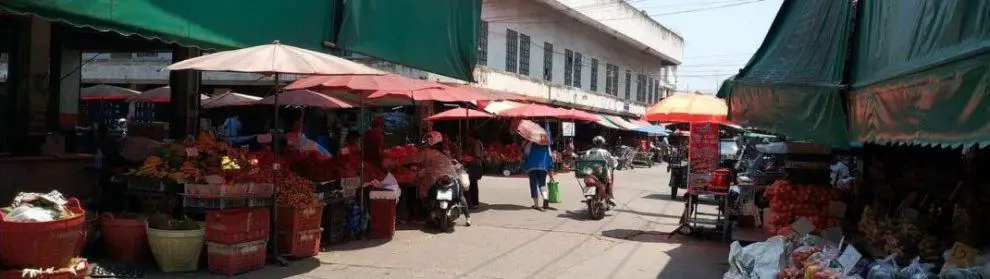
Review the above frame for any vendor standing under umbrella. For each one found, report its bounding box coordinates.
[363,116,386,167]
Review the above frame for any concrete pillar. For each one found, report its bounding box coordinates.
[167,46,201,139]
[12,17,52,136]
[57,44,81,130]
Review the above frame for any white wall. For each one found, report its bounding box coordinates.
[545,0,684,63]
[480,0,677,106]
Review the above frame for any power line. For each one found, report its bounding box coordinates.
[489,0,766,24]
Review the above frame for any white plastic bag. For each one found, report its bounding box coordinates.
[724,236,786,279]
[3,205,55,222]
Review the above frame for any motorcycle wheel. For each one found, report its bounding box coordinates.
[439,210,453,232]
[587,198,605,220]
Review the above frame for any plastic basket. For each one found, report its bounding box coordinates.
[573,160,607,179]
[183,196,247,209]
[146,224,204,272]
[206,240,267,276]
[277,204,324,233]
[184,183,249,197]
[100,213,149,262]
[0,258,88,279]
[277,229,322,258]
[205,208,270,245]
[369,198,397,239]
[322,200,350,245]
[0,198,87,269]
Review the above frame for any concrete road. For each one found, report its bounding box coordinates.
[155,164,730,279]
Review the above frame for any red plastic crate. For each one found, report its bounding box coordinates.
[206,241,267,276]
[277,229,322,258]
[277,204,324,233]
[205,208,271,245]
[370,199,397,239]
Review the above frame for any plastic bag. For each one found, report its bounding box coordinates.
[939,264,984,279]
[724,236,786,279]
[2,205,56,222]
[866,254,900,279]
[792,245,823,268]
[898,257,935,279]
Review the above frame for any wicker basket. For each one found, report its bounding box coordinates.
[146,224,204,272]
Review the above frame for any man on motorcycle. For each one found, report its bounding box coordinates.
[417,131,472,226]
[583,136,618,206]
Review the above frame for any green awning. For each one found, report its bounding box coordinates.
[337,0,481,81]
[847,0,990,147]
[719,0,853,148]
[0,0,341,52]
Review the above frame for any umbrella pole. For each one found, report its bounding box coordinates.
[269,73,288,266]
[359,94,367,238]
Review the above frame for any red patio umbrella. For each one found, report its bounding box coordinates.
[563,108,601,122]
[425,108,494,121]
[497,103,565,118]
[128,86,208,103]
[257,89,353,109]
[201,92,262,108]
[368,84,491,102]
[80,84,140,101]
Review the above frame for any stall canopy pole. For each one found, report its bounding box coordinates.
[269,73,287,266]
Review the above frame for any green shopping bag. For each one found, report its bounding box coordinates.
[548,179,561,203]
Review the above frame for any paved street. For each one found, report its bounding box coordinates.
[158,164,730,279]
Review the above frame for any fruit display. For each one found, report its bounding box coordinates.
[134,132,249,184]
[485,143,521,164]
[764,179,842,235]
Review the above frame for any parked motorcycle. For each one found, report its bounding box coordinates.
[575,160,613,220]
[425,165,470,232]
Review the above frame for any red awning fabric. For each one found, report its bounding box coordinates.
[564,108,601,122]
[257,89,353,109]
[286,73,439,92]
[425,108,494,121]
[444,83,531,101]
[80,84,140,101]
[497,103,565,118]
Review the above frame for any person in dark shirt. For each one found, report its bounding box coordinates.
[362,116,386,166]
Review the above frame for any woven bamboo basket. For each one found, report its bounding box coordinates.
[146,224,204,272]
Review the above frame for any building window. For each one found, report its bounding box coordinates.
[519,34,531,76]
[505,29,518,73]
[604,63,614,95]
[636,74,646,102]
[589,59,599,92]
[543,42,553,81]
[607,65,619,96]
[573,52,582,88]
[654,80,661,102]
[564,49,573,86]
[478,21,488,66]
[647,77,654,103]
[624,70,632,100]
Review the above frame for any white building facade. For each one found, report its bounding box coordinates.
[78,0,682,116]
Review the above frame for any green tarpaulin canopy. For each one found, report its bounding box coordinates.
[848,0,990,147]
[1,0,481,82]
[338,0,481,81]
[718,0,853,147]
[0,0,340,51]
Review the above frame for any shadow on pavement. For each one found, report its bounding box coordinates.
[472,203,533,213]
[612,208,682,220]
[597,229,730,278]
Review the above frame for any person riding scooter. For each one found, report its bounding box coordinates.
[582,136,618,206]
[416,131,472,227]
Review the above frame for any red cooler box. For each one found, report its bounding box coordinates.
[369,190,400,239]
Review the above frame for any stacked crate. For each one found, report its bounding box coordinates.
[276,204,324,258]
[188,183,275,276]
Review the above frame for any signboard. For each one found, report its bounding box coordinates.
[688,122,719,192]
[561,122,575,137]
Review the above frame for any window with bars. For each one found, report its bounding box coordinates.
[654,80,661,102]
[505,29,518,73]
[647,77,654,103]
[610,65,619,95]
[624,70,632,100]
[636,74,646,102]
[589,58,599,92]
[519,34,531,76]
[543,42,553,81]
[478,21,488,65]
[564,49,573,86]
[573,52,582,88]
[605,63,615,95]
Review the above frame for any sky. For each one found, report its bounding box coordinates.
[629,0,784,93]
